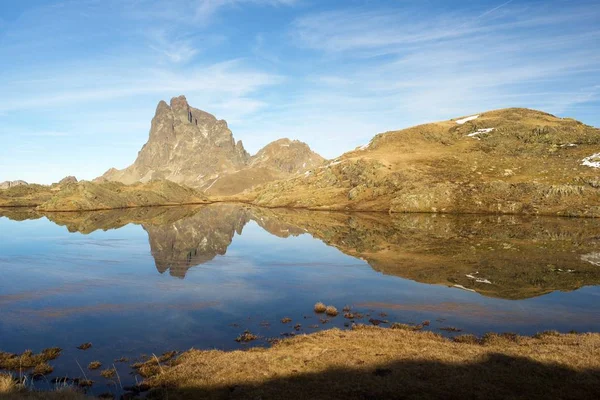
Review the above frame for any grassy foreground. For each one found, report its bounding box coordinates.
[140,326,600,400]
[2,326,599,399]
[0,375,85,400]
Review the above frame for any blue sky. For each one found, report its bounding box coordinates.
[0,0,599,184]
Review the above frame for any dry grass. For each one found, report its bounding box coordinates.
[32,363,54,376]
[0,373,87,400]
[324,306,338,316]
[235,330,258,343]
[0,348,62,371]
[313,302,326,313]
[143,326,600,400]
[87,361,102,370]
[76,343,92,351]
[100,368,116,379]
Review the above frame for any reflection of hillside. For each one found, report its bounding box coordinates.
[247,208,600,300]
[2,205,599,299]
[42,206,204,234]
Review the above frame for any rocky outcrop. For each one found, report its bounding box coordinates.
[0,180,28,190]
[99,96,323,195]
[57,176,78,185]
[249,108,600,217]
[35,180,208,211]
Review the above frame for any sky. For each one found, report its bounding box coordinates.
[0,0,599,184]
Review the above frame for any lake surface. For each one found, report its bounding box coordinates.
[1,204,599,396]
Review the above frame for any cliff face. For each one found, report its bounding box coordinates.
[101,95,249,187]
[99,96,323,195]
[0,180,28,190]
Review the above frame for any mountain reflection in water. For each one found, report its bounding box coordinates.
[2,204,600,300]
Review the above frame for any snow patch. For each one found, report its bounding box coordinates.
[561,143,578,148]
[581,252,600,266]
[453,284,476,293]
[456,115,479,124]
[466,272,492,284]
[581,153,600,169]
[467,128,494,138]
[327,160,342,167]
[356,143,370,151]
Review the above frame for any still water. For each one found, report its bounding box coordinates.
[1,204,599,395]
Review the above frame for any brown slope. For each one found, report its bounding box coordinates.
[205,138,325,196]
[250,108,600,216]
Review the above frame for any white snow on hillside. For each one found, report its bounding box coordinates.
[581,153,600,168]
[581,252,600,266]
[456,115,479,124]
[467,128,494,138]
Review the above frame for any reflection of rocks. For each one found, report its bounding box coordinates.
[2,205,599,299]
[143,204,250,278]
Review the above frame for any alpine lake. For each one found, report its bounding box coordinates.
[1,204,599,397]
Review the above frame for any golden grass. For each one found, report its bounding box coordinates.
[142,326,600,400]
[313,302,326,313]
[32,363,54,376]
[87,361,102,370]
[324,306,338,316]
[76,343,92,351]
[0,373,87,400]
[0,348,62,371]
[99,368,115,379]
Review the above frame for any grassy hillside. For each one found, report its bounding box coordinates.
[249,108,600,216]
[0,180,209,211]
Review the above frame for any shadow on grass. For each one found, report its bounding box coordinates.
[145,353,600,400]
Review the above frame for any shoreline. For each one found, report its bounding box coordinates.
[1,200,599,219]
[3,324,599,399]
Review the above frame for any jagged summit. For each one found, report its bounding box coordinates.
[99,95,322,193]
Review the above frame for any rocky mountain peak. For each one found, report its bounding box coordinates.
[99,95,324,193]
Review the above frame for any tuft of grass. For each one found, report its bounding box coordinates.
[0,348,63,371]
[87,361,102,370]
[281,317,292,324]
[235,330,258,343]
[74,378,93,388]
[439,326,462,332]
[390,323,422,331]
[0,374,16,393]
[453,335,480,344]
[114,357,129,363]
[32,363,53,377]
[314,302,327,313]
[100,368,116,379]
[325,306,338,317]
[76,343,92,351]
[40,347,62,361]
[533,330,561,339]
[158,351,177,363]
[342,305,351,312]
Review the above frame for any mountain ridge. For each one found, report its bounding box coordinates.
[99,95,324,195]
